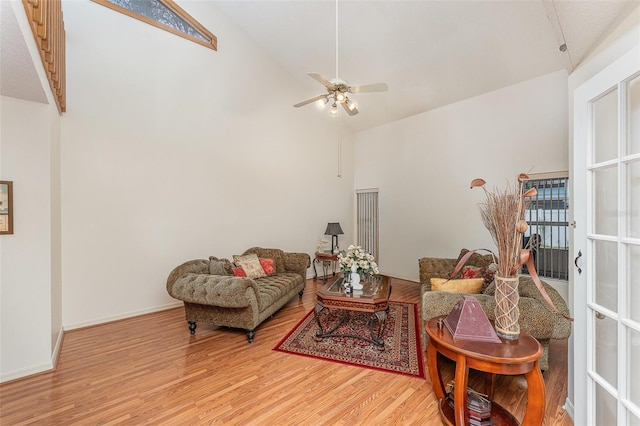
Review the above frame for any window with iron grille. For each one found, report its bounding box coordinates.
[523,172,569,280]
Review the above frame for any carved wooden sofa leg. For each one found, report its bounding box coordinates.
[189,321,254,344]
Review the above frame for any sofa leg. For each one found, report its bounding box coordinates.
[247,330,255,343]
[298,290,304,299]
[188,321,197,335]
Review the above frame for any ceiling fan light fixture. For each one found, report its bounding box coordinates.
[317,97,329,107]
[291,0,387,116]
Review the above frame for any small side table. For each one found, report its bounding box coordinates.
[313,251,338,283]
[426,316,545,426]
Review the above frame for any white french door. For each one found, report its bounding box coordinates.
[573,46,640,425]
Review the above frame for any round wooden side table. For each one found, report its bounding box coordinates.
[312,251,339,283]
[426,316,545,426]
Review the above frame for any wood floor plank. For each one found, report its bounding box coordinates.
[0,276,573,425]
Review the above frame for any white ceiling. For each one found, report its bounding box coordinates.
[0,1,48,106]
[214,0,638,131]
[1,1,637,133]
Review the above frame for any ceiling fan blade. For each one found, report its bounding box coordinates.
[293,94,327,108]
[350,82,388,93]
[342,102,359,116]
[308,73,336,90]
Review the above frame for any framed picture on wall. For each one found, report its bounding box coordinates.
[0,181,13,235]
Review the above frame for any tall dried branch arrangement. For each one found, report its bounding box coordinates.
[471,174,536,277]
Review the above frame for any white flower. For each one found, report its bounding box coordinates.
[338,245,379,277]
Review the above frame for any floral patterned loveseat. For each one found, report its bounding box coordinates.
[419,249,572,371]
[167,247,310,343]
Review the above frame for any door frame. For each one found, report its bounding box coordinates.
[572,44,640,425]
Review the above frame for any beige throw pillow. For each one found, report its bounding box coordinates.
[233,253,266,279]
[430,277,484,294]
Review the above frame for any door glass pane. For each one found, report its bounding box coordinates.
[630,245,640,323]
[595,314,618,387]
[594,88,619,163]
[629,74,640,155]
[629,160,640,238]
[595,240,618,312]
[595,382,618,425]
[594,166,618,235]
[630,327,640,408]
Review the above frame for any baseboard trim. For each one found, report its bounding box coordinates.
[1,304,184,383]
[64,301,183,331]
[379,272,419,283]
[563,397,574,420]
[1,325,65,384]
[0,361,54,384]
[51,325,64,369]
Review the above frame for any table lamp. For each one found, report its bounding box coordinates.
[324,222,344,253]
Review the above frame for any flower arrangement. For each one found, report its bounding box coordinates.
[469,174,572,339]
[470,173,537,278]
[470,173,537,339]
[338,245,379,278]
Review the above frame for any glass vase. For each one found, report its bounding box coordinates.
[494,275,520,339]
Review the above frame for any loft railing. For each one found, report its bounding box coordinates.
[21,0,66,113]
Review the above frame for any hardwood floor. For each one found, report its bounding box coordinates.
[0,276,573,425]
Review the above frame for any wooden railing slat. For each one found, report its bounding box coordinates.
[21,0,65,113]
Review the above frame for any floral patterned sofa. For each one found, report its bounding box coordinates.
[419,249,572,371]
[167,247,310,343]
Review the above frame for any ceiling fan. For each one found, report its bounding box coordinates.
[293,0,388,116]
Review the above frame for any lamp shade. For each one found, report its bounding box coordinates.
[324,222,344,236]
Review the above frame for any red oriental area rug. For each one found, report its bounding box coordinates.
[273,301,424,378]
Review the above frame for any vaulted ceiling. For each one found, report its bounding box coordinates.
[2,1,637,133]
[0,1,48,106]
[215,0,638,131]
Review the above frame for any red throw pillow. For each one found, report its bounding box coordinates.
[461,266,481,279]
[259,258,276,275]
[461,266,495,291]
[232,267,247,277]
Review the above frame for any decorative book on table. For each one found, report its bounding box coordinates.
[446,381,492,425]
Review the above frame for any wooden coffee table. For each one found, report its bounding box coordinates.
[314,275,391,349]
[426,316,545,426]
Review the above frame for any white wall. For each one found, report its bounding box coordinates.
[354,70,569,282]
[60,1,355,328]
[0,96,60,381]
[0,2,62,382]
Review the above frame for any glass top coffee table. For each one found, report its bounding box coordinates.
[313,275,391,349]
